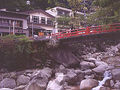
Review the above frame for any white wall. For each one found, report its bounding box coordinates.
[29,12,54,31]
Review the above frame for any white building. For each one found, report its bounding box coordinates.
[24,9,55,36]
[46,7,84,33]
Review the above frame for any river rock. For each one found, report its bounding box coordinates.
[67,73,84,86]
[25,82,45,90]
[111,68,120,80]
[46,73,65,90]
[92,62,108,74]
[14,85,26,90]
[17,75,30,85]
[0,78,16,89]
[100,86,111,90]
[114,81,120,89]
[31,67,52,79]
[80,61,95,70]
[80,79,98,90]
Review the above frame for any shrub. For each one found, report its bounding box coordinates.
[0,35,53,71]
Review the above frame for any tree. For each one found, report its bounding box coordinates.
[88,0,120,25]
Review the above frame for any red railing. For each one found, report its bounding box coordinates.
[52,23,120,39]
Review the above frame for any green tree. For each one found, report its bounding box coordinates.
[88,0,120,25]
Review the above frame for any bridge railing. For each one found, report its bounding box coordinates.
[52,23,120,39]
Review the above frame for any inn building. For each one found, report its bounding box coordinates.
[0,9,29,36]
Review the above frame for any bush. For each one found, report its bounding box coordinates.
[0,35,53,71]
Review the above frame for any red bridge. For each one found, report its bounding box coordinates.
[52,23,120,39]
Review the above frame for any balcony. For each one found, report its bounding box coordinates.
[0,23,22,29]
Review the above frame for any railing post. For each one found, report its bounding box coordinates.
[86,27,90,35]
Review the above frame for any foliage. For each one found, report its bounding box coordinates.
[56,13,85,29]
[87,0,120,25]
[0,35,53,71]
[0,0,93,12]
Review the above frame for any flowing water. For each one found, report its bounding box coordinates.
[92,71,112,90]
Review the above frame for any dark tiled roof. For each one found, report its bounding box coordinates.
[0,10,29,17]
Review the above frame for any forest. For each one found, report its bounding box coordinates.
[0,0,120,25]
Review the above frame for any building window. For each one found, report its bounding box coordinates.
[41,17,45,24]
[47,18,53,25]
[32,16,39,24]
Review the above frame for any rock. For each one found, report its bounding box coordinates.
[111,68,120,80]
[46,73,65,90]
[40,67,52,78]
[75,70,83,74]
[31,67,52,79]
[25,82,45,90]
[14,85,26,90]
[92,65,108,74]
[84,69,93,75]
[65,86,80,90]
[0,78,16,89]
[100,86,111,90]
[0,88,14,90]
[114,81,120,89]
[80,61,95,70]
[59,65,65,70]
[110,80,114,88]
[80,79,98,90]
[66,69,77,78]
[85,74,94,79]
[95,61,108,67]
[26,68,52,90]
[105,56,120,67]
[17,75,30,86]
[26,75,48,90]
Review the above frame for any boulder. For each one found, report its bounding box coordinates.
[25,82,45,90]
[17,75,30,86]
[25,75,48,90]
[31,67,52,79]
[100,87,111,90]
[14,85,26,90]
[80,61,95,70]
[95,61,108,67]
[40,67,52,78]
[111,68,120,80]
[0,78,16,89]
[92,64,108,74]
[114,81,120,89]
[66,69,77,78]
[80,79,98,90]
[46,73,65,90]
[67,73,84,86]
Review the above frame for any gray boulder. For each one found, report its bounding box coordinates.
[25,82,45,90]
[114,81,120,89]
[46,73,65,90]
[80,61,95,70]
[100,87,111,90]
[17,75,30,86]
[93,61,108,74]
[31,67,52,79]
[111,68,120,80]
[80,79,98,90]
[0,78,16,89]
